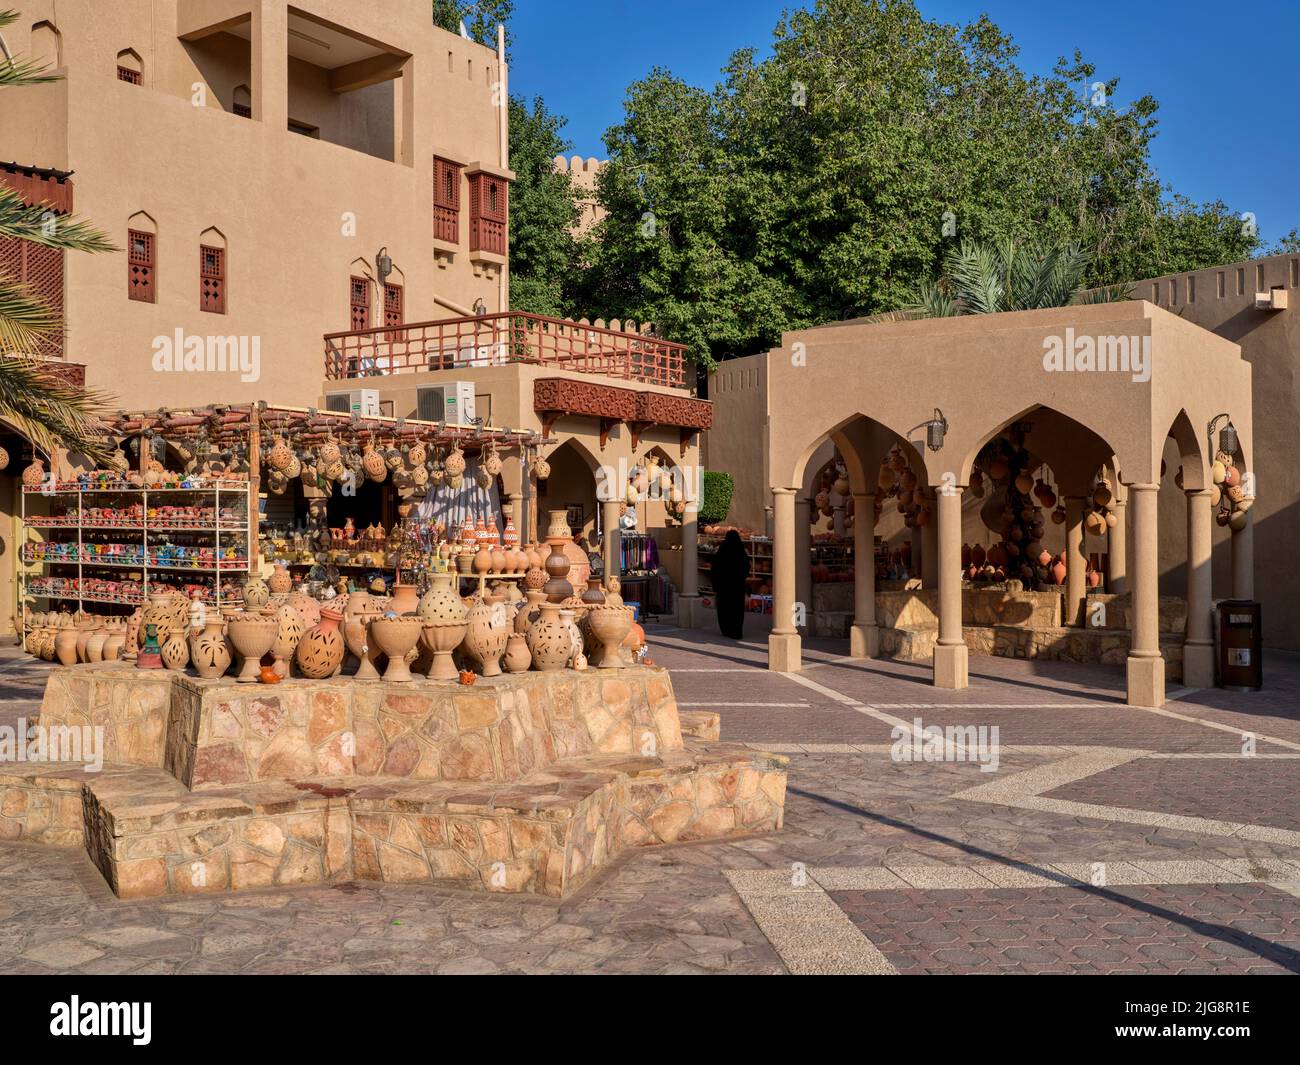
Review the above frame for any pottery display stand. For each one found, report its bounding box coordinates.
[3,664,787,900]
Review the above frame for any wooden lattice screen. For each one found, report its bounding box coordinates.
[433,158,461,243]
[0,235,65,357]
[127,229,155,303]
[200,245,225,314]
[468,173,507,255]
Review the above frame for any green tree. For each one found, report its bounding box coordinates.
[432,0,513,49]
[581,0,1265,367]
[0,10,114,463]
[507,95,586,317]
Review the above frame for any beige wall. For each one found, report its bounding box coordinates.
[1137,252,1299,648]
[703,352,770,532]
[0,0,511,410]
[553,155,605,237]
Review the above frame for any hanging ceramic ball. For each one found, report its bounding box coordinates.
[533,457,550,481]
[384,447,403,471]
[1051,505,1067,525]
[408,442,426,467]
[318,439,341,466]
[0,445,9,472]
[484,446,503,478]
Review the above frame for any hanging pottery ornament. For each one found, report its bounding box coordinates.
[268,436,293,471]
[21,458,46,487]
[410,464,428,488]
[362,444,387,482]
[318,438,341,466]
[267,469,289,494]
[384,446,403,471]
[877,465,896,492]
[483,445,503,478]
[1092,481,1113,507]
[475,463,493,490]
[408,441,426,468]
[283,453,302,479]
[1051,505,1067,525]
[532,456,550,481]
[1014,472,1034,495]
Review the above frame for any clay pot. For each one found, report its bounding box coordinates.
[268,563,292,594]
[462,599,509,677]
[1051,559,1067,585]
[296,607,346,678]
[527,601,572,672]
[287,592,321,629]
[54,628,79,666]
[343,614,381,680]
[473,544,493,574]
[102,633,126,662]
[189,617,232,679]
[86,631,109,664]
[125,608,143,659]
[586,605,633,669]
[421,619,468,680]
[242,577,270,611]
[362,445,387,482]
[273,604,306,673]
[389,583,420,616]
[503,632,531,673]
[227,613,278,683]
[581,577,606,608]
[516,588,545,635]
[417,572,468,625]
[543,538,573,603]
[370,616,423,682]
[161,629,189,671]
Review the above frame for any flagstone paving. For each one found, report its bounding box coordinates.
[3,636,1300,974]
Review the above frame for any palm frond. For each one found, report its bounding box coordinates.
[944,240,1004,315]
[0,187,118,253]
[1073,281,1134,305]
[0,356,113,465]
[0,55,59,86]
[900,278,961,319]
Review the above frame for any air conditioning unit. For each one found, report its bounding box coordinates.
[417,382,476,425]
[324,388,380,417]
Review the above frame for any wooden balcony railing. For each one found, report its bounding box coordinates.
[324,312,689,388]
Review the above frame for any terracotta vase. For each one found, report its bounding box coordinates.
[296,607,346,679]
[462,599,509,677]
[581,577,606,608]
[242,577,270,611]
[527,601,572,672]
[418,572,467,623]
[370,616,423,682]
[343,614,381,680]
[102,633,126,662]
[272,604,306,675]
[421,619,468,680]
[86,630,109,664]
[125,608,143,659]
[542,538,573,603]
[136,623,164,669]
[75,623,94,662]
[161,629,189,671]
[54,628,79,666]
[389,583,420,616]
[226,613,278,683]
[586,605,634,669]
[287,591,321,629]
[559,608,583,667]
[189,618,232,679]
[497,631,528,673]
[268,563,292,594]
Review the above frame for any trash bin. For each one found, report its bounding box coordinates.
[1218,600,1262,691]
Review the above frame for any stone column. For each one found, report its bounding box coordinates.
[768,488,802,672]
[794,495,812,634]
[1064,495,1087,627]
[600,498,621,587]
[921,492,938,589]
[1126,482,1164,707]
[933,487,968,689]
[678,500,699,628]
[851,492,878,658]
[1231,506,1255,601]
[1108,495,1128,594]
[1183,489,1215,687]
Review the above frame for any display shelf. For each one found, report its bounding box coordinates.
[20,481,253,625]
[697,533,773,595]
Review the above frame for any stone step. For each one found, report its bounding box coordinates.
[4,744,788,900]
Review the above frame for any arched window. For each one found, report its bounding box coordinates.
[232,84,251,118]
[199,228,226,314]
[116,48,142,84]
[30,20,61,70]
[126,212,157,303]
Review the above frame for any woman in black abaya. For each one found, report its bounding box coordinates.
[710,530,750,640]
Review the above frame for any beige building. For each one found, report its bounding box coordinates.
[553,155,606,237]
[0,0,513,410]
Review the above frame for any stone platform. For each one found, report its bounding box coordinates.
[2,665,786,900]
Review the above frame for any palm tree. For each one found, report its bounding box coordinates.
[1,8,116,465]
[901,237,1132,319]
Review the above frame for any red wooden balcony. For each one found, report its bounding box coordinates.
[324,312,689,389]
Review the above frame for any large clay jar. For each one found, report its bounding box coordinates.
[559,609,583,667]
[190,617,232,679]
[296,607,346,679]
[86,630,109,664]
[370,616,422,682]
[54,628,79,666]
[389,583,420,616]
[268,563,292,594]
[586,605,634,669]
[102,632,126,663]
[462,599,509,677]
[516,588,545,635]
[242,576,270,612]
[527,601,572,672]
[161,629,189,671]
[503,632,531,673]
[422,619,468,680]
[287,591,321,629]
[227,612,278,683]
[418,572,467,623]
[581,577,606,608]
[125,608,143,660]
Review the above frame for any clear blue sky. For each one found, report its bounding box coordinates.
[509,0,1298,244]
